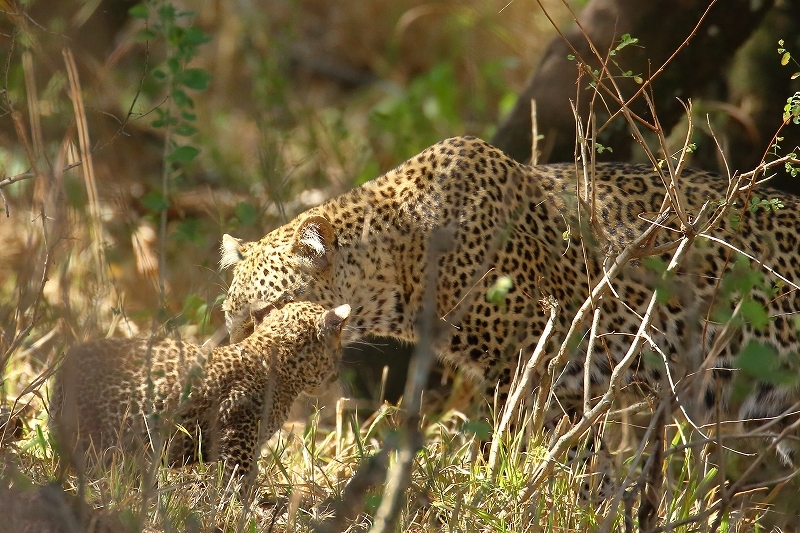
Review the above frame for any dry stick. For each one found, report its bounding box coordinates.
[22,50,43,166]
[529,207,672,438]
[673,99,698,178]
[0,186,7,217]
[588,110,598,226]
[557,0,720,140]
[530,98,539,166]
[157,90,175,311]
[568,104,609,427]
[236,345,279,531]
[710,415,800,533]
[616,87,691,230]
[312,450,390,533]
[524,201,711,504]
[644,92,692,225]
[533,0,653,132]
[737,457,800,493]
[0,217,51,377]
[369,226,454,533]
[643,418,800,533]
[10,111,38,186]
[0,162,83,190]
[544,0,797,519]
[575,107,606,419]
[488,298,559,480]
[63,47,108,288]
[549,0,715,229]
[597,398,671,533]
[583,303,602,416]
[2,103,47,361]
[371,170,528,531]
[701,234,800,293]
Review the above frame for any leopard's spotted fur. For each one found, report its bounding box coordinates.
[50,301,350,481]
[221,136,800,462]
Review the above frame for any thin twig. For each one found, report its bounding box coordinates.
[583,303,602,415]
[1,207,51,385]
[63,47,108,288]
[529,208,671,437]
[369,226,454,533]
[710,413,800,532]
[530,99,539,166]
[0,162,83,190]
[488,297,559,479]
[524,201,711,500]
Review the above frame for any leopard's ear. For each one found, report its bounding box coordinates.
[220,234,252,270]
[290,215,335,271]
[321,304,351,335]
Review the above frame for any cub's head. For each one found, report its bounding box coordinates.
[250,300,351,392]
[221,214,337,343]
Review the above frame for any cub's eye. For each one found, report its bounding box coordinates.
[280,293,294,304]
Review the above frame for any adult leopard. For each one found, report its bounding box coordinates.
[221,136,800,463]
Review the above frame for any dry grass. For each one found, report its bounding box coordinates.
[2,1,800,532]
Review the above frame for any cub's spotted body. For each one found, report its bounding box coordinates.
[222,136,800,460]
[51,301,350,481]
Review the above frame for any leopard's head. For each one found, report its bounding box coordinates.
[221,214,338,343]
[246,300,350,394]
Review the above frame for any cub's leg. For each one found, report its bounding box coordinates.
[216,405,263,485]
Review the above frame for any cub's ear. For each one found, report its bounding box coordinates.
[220,234,252,269]
[290,215,335,271]
[322,304,351,335]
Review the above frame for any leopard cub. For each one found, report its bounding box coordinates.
[50,301,350,483]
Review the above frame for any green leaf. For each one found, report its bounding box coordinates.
[128,3,148,18]
[183,27,211,46]
[174,218,204,245]
[643,256,668,274]
[141,191,170,212]
[181,68,211,91]
[151,114,177,128]
[172,88,194,109]
[168,145,200,163]
[736,341,795,386]
[461,420,492,439]
[158,3,176,22]
[173,122,198,136]
[486,275,513,306]
[153,69,167,80]
[740,299,769,329]
[167,26,184,47]
[167,57,181,75]
[781,52,791,66]
[235,202,259,226]
[136,29,156,42]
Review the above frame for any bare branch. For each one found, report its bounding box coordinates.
[488,297,559,479]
